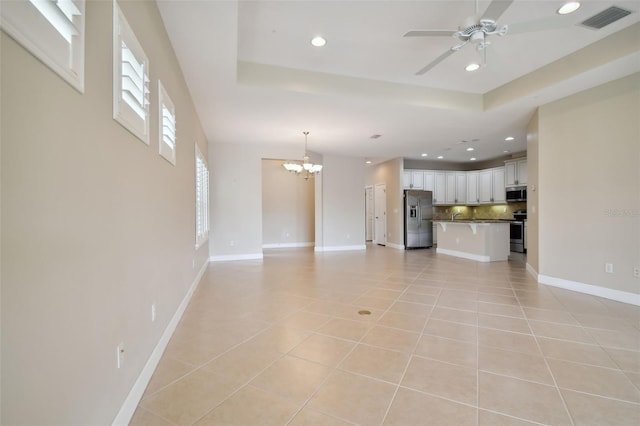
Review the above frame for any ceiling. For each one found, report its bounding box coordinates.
[157,0,640,164]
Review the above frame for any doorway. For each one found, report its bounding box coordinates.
[365,186,373,241]
[374,184,386,246]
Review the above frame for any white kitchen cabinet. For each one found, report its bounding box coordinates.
[467,171,479,205]
[445,172,456,204]
[444,171,467,205]
[492,167,506,203]
[423,171,435,192]
[455,172,467,204]
[411,171,424,189]
[433,172,446,205]
[402,171,411,189]
[479,167,505,204]
[505,158,527,187]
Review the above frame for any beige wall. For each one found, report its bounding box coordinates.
[209,143,365,255]
[1,1,209,424]
[208,143,314,258]
[316,155,366,249]
[366,158,404,247]
[538,73,640,294]
[526,111,539,272]
[261,159,314,246]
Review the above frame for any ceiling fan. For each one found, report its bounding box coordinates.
[404,0,514,75]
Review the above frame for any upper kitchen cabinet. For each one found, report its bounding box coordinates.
[402,170,428,189]
[445,171,467,204]
[402,171,411,189]
[411,171,424,189]
[505,158,527,187]
[479,167,506,204]
[423,171,435,193]
[467,171,479,205]
[433,172,446,205]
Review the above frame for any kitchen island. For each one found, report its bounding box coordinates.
[434,220,510,262]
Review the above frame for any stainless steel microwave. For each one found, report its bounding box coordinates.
[506,186,527,203]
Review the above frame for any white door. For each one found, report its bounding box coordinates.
[374,184,386,246]
[365,186,374,241]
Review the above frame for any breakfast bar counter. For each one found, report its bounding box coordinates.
[434,220,510,262]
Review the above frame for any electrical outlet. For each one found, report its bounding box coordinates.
[116,342,124,369]
[605,263,614,274]
[634,267,640,278]
[151,303,156,322]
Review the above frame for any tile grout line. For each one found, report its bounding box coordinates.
[379,263,441,426]
[513,287,577,426]
[283,264,430,425]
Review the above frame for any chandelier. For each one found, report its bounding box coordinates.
[282,131,323,179]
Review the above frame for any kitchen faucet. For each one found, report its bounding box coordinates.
[451,211,461,220]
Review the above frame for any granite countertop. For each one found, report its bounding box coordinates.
[434,219,510,223]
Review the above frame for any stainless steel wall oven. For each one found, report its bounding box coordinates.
[510,210,527,253]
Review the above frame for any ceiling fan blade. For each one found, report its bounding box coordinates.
[481,0,514,21]
[403,30,456,37]
[415,49,456,75]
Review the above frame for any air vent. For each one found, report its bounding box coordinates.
[580,6,632,30]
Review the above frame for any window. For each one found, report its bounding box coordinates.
[113,1,150,144]
[158,81,176,165]
[195,144,210,249]
[1,0,85,92]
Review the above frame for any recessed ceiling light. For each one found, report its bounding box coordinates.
[311,36,326,47]
[505,136,515,141]
[437,155,444,159]
[370,134,382,139]
[503,150,510,153]
[558,2,580,15]
[421,153,428,157]
[465,63,480,72]
[466,147,474,152]
[365,160,372,164]
[470,157,477,161]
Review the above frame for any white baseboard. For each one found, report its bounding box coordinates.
[209,253,264,262]
[314,244,366,252]
[112,261,209,425]
[262,242,314,249]
[386,242,405,250]
[526,263,538,280]
[538,274,640,306]
[437,248,491,262]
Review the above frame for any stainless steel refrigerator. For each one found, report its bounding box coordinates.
[404,190,433,249]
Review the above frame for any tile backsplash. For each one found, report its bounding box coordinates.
[433,202,526,220]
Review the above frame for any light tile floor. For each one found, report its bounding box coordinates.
[131,245,640,425]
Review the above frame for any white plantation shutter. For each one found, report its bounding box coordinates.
[121,42,149,120]
[113,2,150,144]
[28,0,80,42]
[0,0,85,91]
[158,81,177,165]
[195,144,210,248]
[162,107,176,148]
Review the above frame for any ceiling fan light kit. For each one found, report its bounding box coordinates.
[465,63,480,72]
